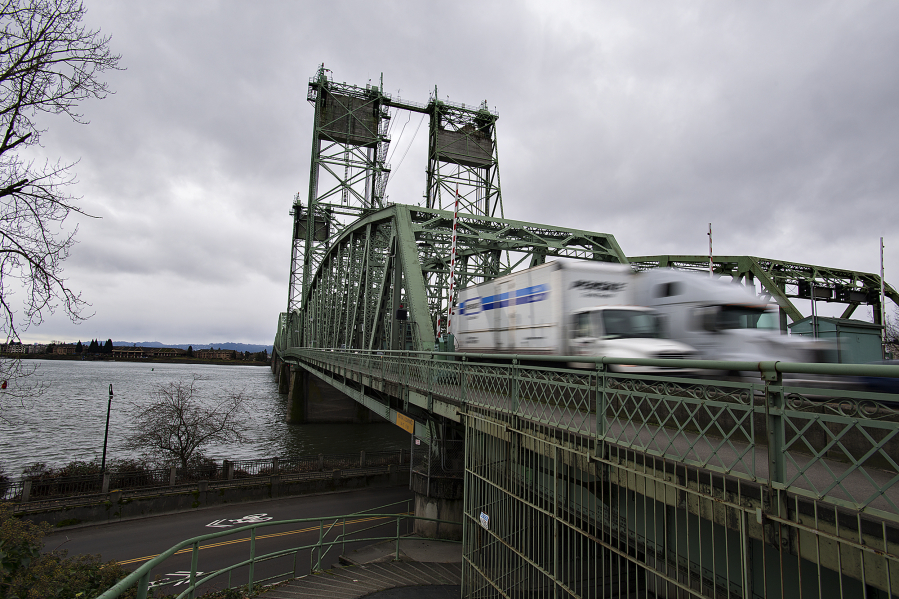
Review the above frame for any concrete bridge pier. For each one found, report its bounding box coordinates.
[409,423,465,541]
[276,357,290,394]
[410,469,463,541]
[277,361,380,424]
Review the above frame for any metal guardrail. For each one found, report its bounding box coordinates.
[288,348,899,523]
[96,499,461,599]
[2,451,409,506]
[229,451,405,478]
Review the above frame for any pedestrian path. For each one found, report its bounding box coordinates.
[259,539,462,599]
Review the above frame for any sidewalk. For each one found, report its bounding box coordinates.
[260,537,462,599]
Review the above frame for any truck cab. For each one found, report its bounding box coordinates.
[633,268,827,364]
[568,306,697,371]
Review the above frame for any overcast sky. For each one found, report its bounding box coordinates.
[21,0,899,345]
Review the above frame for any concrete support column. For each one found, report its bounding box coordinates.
[360,450,366,468]
[22,480,31,503]
[169,466,177,486]
[278,359,290,394]
[411,470,463,540]
[286,366,307,424]
[284,368,379,424]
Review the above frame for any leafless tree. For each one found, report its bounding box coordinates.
[886,308,899,359]
[0,0,120,407]
[127,378,249,470]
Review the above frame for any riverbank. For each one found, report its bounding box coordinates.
[5,353,270,367]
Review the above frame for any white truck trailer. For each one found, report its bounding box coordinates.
[450,260,697,371]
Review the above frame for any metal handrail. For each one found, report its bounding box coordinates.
[286,346,899,378]
[95,499,461,599]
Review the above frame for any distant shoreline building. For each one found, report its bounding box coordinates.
[195,348,235,360]
[1,341,263,362]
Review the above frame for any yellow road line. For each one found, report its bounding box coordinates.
[117,515,400,566]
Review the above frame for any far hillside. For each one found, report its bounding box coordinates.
[114,341,273,354]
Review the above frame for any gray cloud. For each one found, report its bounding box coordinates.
[20,0,899,343]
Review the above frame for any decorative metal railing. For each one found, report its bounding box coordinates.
[288,348,899,524]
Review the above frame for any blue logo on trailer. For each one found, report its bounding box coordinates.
[460,297,483,316]
[459,284,549,315]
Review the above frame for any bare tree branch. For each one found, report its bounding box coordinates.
[0,1,120,410]
[886,308,899,359]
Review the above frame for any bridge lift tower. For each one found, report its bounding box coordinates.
[287,66,392,318]
[286,66,514,347]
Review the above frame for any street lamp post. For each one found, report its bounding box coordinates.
[101,384,113,475]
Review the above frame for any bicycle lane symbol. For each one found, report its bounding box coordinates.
[148,571,206,588]
[206,513,274,528]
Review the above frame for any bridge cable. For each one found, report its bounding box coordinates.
[387,113,426,185]
[386,109,412,166]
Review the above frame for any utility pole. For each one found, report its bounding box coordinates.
[882,237,887,359]
[708,223,713,277]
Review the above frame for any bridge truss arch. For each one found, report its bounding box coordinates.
[280,203,628,353]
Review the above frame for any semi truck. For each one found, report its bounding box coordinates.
[450,260,698,371]
[631,268,831,364]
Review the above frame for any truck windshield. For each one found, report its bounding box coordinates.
[596,310,662,339]
[718,305,779,330]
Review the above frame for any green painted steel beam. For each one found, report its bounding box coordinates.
[746,258,804,322]
[629,254,899,322]
[394,205,437,350]
[289,203,629,351]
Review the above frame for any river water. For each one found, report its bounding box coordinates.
[0,360,410,478]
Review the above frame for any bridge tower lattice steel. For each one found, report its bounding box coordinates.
[286,65,392,344]
[282,68,626,352]
[421,97,506,334]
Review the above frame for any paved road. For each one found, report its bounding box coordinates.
[44,486,415,595]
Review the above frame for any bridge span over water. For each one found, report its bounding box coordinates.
[272,66,899,598]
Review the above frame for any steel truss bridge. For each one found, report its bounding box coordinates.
[272,67,899,598]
